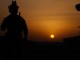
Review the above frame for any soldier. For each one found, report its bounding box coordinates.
[75,3,80,11]
[1,0,28,60]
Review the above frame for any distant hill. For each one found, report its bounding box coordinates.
[63,36,80,49]
[63,36,80,44]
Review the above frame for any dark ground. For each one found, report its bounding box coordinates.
[0,36,80,59]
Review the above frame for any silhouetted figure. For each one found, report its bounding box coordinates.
[75,3,80,11]
[1,0,28,60]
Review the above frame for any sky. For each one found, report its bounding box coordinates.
[0,0,80,42]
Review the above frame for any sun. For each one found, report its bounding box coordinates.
[50,34,55,39]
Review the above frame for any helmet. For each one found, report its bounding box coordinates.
[8,1,19,14]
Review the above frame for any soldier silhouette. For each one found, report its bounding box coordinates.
[1,0,28,60]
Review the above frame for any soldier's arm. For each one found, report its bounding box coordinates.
[24,25,28,41]
[23,20,28,41]
[1,18,8,31]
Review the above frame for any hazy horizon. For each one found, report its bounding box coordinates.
[0,0,80,42]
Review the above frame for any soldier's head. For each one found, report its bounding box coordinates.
[8,1,19,15]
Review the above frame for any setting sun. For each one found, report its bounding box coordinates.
[50,34,55,39]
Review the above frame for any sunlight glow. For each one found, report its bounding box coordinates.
[50,34,55,39]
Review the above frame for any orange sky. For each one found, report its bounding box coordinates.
[0,0,80,42]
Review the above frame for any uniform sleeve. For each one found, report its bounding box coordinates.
[23,19,28,34]
[21,17,28,41]
[1,17,8,31]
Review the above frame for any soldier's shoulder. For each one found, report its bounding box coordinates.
[17,15,23,19]
[3,15,11,20]
[17,15,25,21]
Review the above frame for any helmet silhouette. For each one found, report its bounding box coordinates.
[8,1,19,14]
